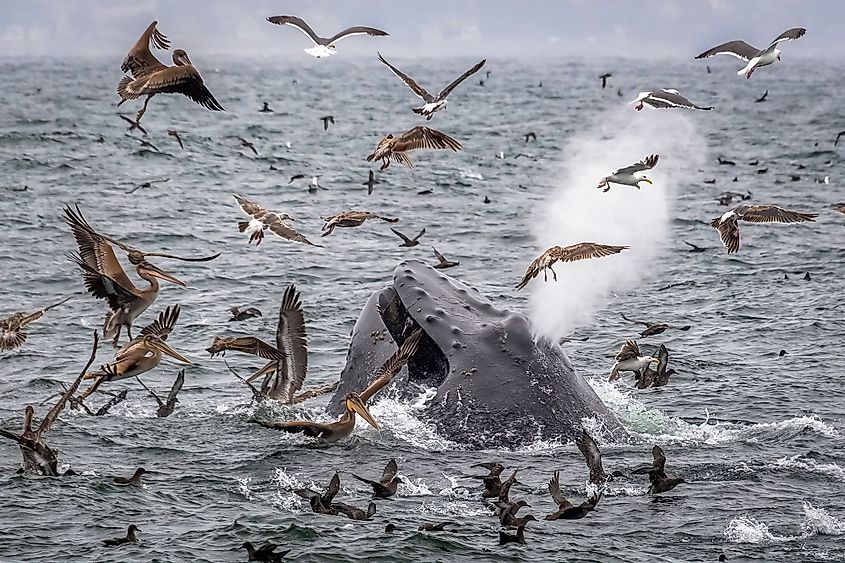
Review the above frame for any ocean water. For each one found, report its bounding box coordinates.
[0,55,844,562]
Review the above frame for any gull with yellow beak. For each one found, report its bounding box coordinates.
[597,154,659,193]
[608,340,660,382]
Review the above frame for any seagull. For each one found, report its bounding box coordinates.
[432,247,459,269]
[377,53,486,120]
[516,243,629,291]
[238,137,258,156]
[619,313,691,338]
[321,211,399,237]
[167,129,184,149]
[390,227,425,247]
[599,73,612,89]
[755,90,768,103]
[119,115,147,136]
[259,101,273,113]
[597,154,659,192]
[695,27,806,78]
[366,126,461,171]
[608,340,659,382]
[835,131,845,147]
[363,170,380,195]
[127,177,170,194]
[630,89,712,111]
[524,132,537,143]
[233,194,320,246]
[320,115,334,131]
[710,204,817,254]
[266,15,388,58]
[308,176,321,194]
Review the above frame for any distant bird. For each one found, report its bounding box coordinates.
[835,131,845,147]
[599,73,612,89]
[367,126,462,171]
[717,157,736,166]
[419,522,454,532]
[524,132,536,143]
[715,190,751,206]
[238,137,258,156]
[432,247,459,269]
[635,344,675,389]
[363,170,380,195]
[352,459,400,499]
[706,65,711,74]
[499,525,528,545]
[619,313,691,338]
[320,115,334,131]
[229,306,262,322]
[756,168,768,174]
[321,211,398,236]
[683,241,707,253]
[545,431,606,520]
[486,70,492,79]
[516,243,629,291]
[645,445,685,494]
[138,139,160,152]
[102,525,140,547]
[390,227,425,247]
[127,177,170,194]
[1,297,71,351]
[113,467,146,486]
[377,53,485,120]
[233,194,320,246]
[167,129,184,149]
[119,115,147,136]
[259,101,273,113]
[748,159,759,165]
[497,500,533,527]
[266,15,388,58]
[483,195,491,204]
[308,176,321,194]
[630,89,712,111]
[755,90,768,103]
[710,204,817,254]
[704,179,716,184]
[617,88,623,97]
[135,369,184,417]
[241,541,290,562]
[497,470,520,503]
[831,203,845,215]
[608,340,659,382]
[597,154,659,192]
[695,27,806,78]
[288,174,306,184]
[384,524,397,533]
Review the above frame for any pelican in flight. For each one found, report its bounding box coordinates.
[597,155,659,192]
[266,15,388,58]
[516,243,629,290]
[695,28,806,79]
[206,286,335,403]
[81,305,191,399]
[1,296,71,351]
[710,204,817,254]
[63,204,218,346]
[366,126,462,171]
[377,53,486,120]
[117,21,223,123]
[233,194,320,246]
[254,329,422,442]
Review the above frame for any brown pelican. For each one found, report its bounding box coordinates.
[81,305,191,399]
[545,431,606,520]
[367,126,462,171]
[207,286,334,403]
[516,243,629,290]
[102,525,140,547]
[135,369,184,417]
[63,204,218,346]
[241,541,290,562]
[0,332,98,475]
[695,28,806,78]
[390,227,425,247]
[113,467,146,486]
[352,459,400,498]
[377,53,486,120]
[254,329,422,442]
[233,194,320,247]
[0,296,71,351]
[266,15,388,58]
[619,313,691,337]
[117,21,223,123]
[644,445,685,494]
[320,211,399,237]
[432,247,459,269]
[608,340,659,382]
[597,154,659,192]
[710,204,817,254]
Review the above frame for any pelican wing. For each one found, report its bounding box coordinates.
[359,329,422,403]
[377,53,433,102]
[255,419,329,438]
[767,27,806,50]
[548,471,573,508]
[438,59,486,99]
[217,337,284,361]
[266,15,322,45]
[122,21,169,77]
[67,252,138,311]
[740,205,817,224]
[63,205,136,292]
[393,126,462,153]
[614,154,659,175]
[273,285,309,403]
[615,340,641,362]
[124,65,224,111]
[327,26,389,45]
[38,332,98,438]
[710,217,740,254]
[576,430,607,486]
[695,40,759,61]
[138,305,181,340]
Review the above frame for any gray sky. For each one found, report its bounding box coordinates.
[1,0,841,60]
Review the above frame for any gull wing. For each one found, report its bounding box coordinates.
[615,340,641,361]
[650,90,713,110]
[740,205,817,224]
[695,40,759,61]
[710,216,740,254]
[766,27,806,51]
[266,15,323,45]
[19,296,72,327]
[393,126,462,153]
[558,242,628,263]
[614,154,659,175]
[327,26,389,45]
[438,59,486,99]
[377,53,433,102]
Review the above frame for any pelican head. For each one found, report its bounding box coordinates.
[345,393,379,430]
[205,336,230,357]
[142,335,192,365]
[137,260,186,286]
[172,49,191,66]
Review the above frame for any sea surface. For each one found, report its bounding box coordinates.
[0,55,844,562]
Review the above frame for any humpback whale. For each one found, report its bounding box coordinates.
[329,260,624,448]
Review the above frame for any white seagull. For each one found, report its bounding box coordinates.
[608,341,659,382]
[597,155,659,193]
[695,28,806,79]
[710,204,817,254]
[630,89,712,111]
[377,53,486,120]
[266,15,388,58]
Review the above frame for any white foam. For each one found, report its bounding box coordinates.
[398,476,436,497]
[772,456,845,481]
[367,391,461,451]
[724,515,799,544]
[802,502,845,535]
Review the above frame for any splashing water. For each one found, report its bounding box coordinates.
[724,515,799,544]
[802,502,845,535]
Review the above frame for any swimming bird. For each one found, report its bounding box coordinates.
[524,132,537,143]
[81,305,191,399]
[608,340,659,382]
[646,445,685,494]
[102,525,140,547]
[516,243,629,290]
[266,15,388,58]
[127,177,170,194]
[391,227,425,247]
[630,89,713,111]
[238,137,258,156]
[308,176,321,193]
[755,90,768,103]
[835,132,845,147]
[333,501,377,521]
[717,157,736,166]
[471,461,506,498]
[352,459,400,499]
[499,525,528,545]
[0,296,71,351]
[695,27,806,78]
[259,102,273,113]
[254,330,421,442]
[367,126,462,171]
[545,430,607,520]
[597,154,659,192]
[683,241,707,253]
[619,313,691,337]
[113,467,146,486]
[320,115,334,131]
[377,53,485,120]
[321,211,399,236]
[363,170,380,195]
[229,306,262,322]
[233,194,320,246]
[135,369,184,417]
[432,247,459,269]
[636,345,674,389]
[241,542,290,562]
[419,521,454,531]
[0,332,98,475]
[119,115,147,136]
[166,129,184,149]
[710,204,818,254]
[384,524,397,533]
[295,472,342,515]
[599,73,612,89]
[715,190,751,206]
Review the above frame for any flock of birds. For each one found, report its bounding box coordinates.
[1,13,843,560]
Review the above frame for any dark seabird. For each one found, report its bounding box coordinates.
[352,458,400,499]
[620,313,691,337]
[135,369,184,417]
[831,203,845,215]
[597,154,659,192]
[167,129,184,149]
[617,88,623,97]
[113,467,146,486]
[419,522,454,531]
[757,168,768,174]
[703,179,716,184]
[390,227,425,247]
[93,389,128,416]
[779,349,788,356]
[363,170,380,195]
[502,513,537,529]
[288,174,306,184]
[377,53,485,120]
[492,499,530,520]
[266,15,388,58]
[367,126,462,171]
[242,542,290,562]
[471,461,505,498]
[683,241,707,253]
[609,340,659,382]
[296,472,341,515]
[432,247,459,269]
[803,272,811,281]
[127,177,169,194]
[516,243,629,291]
[646,445,685,494]
[483,195,491,204]
[499,525,528,545]
[234,194,320,246]
[718,157,736,166]
[636,345,675,389]
[748,159,759,165]
[384,523,398,533]
[695,28,806,78]
[599,73,612,89]
[321,211,399,237]
[545,430,607,520]
[835,132,845,147]
[0,296,71,351]
[259,102,273,113]
[320,115,334,131]
[630,89,713,111]
[229,306,262,322]
[102,525,140,547]
[755,90,768,103]
[238,137,259,156]
[710,204,817,254]
[498,470,520,503]
[524,132,536,143]
[334,501,377,521]
[120,114,147,136]
[715,190,751,206]
[138,139,159,152]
